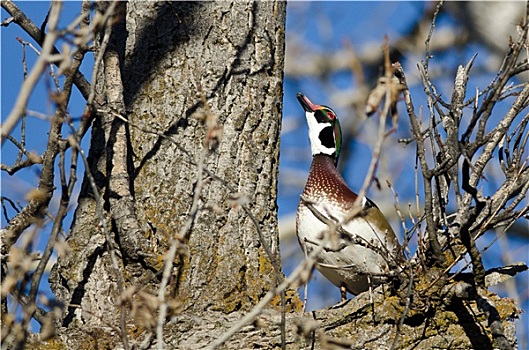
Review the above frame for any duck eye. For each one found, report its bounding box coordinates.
[326,111,335,120]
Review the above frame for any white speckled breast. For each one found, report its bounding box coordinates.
[296,155,401,295]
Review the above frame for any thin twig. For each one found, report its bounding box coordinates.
[1,1,62,144]
[206,242,325,350]
[1,0,91,100]
[397,62,444,265]
[68,134,128,349]
[84,2,117,111]
[1,0,90,284]
[423,1,443,72]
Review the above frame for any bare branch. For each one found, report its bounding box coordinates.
[206,238,324,350]
[1,6,89,261]
[0,0,91,99]
[68,134,129,349]
[1,1,62,144]
[395,63,445,266]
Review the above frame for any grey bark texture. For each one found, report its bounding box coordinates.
[48,1,289,347]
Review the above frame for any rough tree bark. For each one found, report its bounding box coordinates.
[47,1,289,348]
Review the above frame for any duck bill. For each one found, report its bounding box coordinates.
[296,93,320,112]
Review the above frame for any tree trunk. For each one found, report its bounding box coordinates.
[49,1,287,347]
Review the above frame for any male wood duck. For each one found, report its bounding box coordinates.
[296,93,402,300]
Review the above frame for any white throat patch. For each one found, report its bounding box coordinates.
[306,111,335,156]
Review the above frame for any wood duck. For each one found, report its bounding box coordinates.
[295,93,402,300]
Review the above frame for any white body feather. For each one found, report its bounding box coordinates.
[297,200,397,295]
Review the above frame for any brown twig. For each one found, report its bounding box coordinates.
[1,1,62,144]
[395,62,445,266]
[68,132,129,349]
[205,236,325,350]
[0,0,91,100]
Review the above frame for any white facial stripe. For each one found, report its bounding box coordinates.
[306,111,335,156]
